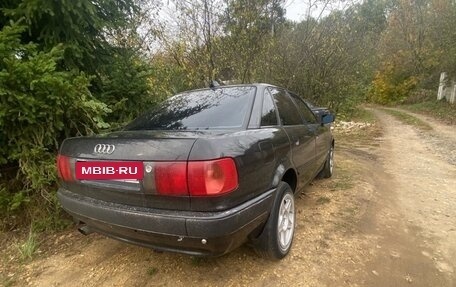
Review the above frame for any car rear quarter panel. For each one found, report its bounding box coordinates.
[188,127,292,211]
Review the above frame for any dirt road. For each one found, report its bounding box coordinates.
[2,108,455,286]
[361,108,456,286]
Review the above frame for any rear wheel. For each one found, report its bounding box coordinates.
[254,182,295,260]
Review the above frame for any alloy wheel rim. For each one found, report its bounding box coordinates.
[277,193,295,252]
[329,146,334,174]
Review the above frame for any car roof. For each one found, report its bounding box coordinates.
[181,83,279,94]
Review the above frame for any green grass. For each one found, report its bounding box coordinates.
[31,214,72,233]
[350,107,377,123]
[382,109,432,131]
[0,276,15,287]
[16,230,39,261]
[316,196,331,205]
[400,89,456,125]
[400,100,456,125]
[332,179,355,191]
[190,256,207,266]
[329,171,355,191]
[325,161,356,192]
[147,267,158,276]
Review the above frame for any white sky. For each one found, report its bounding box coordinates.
[159,1,350,24]
[284,0,310,22]
[284,0,353,22]
[152,0,352,49]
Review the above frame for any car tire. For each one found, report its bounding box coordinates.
[319,144,334,178]
[253,182,295,260]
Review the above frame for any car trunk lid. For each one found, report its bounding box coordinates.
[59,130,201,161]
[58,130,200,210]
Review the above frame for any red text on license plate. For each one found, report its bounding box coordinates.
[75,161,144,180]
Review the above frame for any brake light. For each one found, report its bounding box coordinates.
[188,158,238,196]
[150,158,238,196]
[57,155,74,182]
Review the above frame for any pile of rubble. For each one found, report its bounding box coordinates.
[333,121,373,132]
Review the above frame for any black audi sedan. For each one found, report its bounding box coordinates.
[57,83,335,260]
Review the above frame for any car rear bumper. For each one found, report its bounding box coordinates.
[57,188,275,256]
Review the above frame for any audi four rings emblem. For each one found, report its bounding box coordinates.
[94,144,115,154]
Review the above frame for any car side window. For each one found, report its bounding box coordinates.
[290,93,318,124]
[269,88,302,125]
[261,90,278,126]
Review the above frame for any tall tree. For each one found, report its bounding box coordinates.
[221,0,286,82]
[370,0,447,103]
[2,0,139,72]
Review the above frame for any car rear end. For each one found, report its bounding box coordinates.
[57,86,275,256]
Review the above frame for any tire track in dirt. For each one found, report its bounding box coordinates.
[387,107,456,165]
[361,108,456,286]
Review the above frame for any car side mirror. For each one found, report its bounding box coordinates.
[321,113,335,125]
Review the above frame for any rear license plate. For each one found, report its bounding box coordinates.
[75,161,144,180]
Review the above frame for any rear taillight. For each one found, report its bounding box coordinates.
[57,155,74,182]
[150,158,238,197]
[188,158,238,196]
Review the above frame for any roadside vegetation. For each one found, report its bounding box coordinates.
[1,0,456,233]
[349,108,378,124]
[403,101,456,125]
[381,109,433,131]
[399,91,456,125]
[16,230,39,261]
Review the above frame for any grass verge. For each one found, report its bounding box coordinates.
[349,107,377,124]
[0,276,15,287]
[381,109,432,131]
[400,100,456,125]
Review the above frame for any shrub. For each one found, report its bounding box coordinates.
[0,23,110,229]
[369,69,418,105]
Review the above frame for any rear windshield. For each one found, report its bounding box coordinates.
[125,86,255,130]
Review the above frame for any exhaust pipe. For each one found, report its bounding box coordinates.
[78,225,93,236]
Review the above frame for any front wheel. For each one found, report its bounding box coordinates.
[319,144,334,178]
[253,182,295,260]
